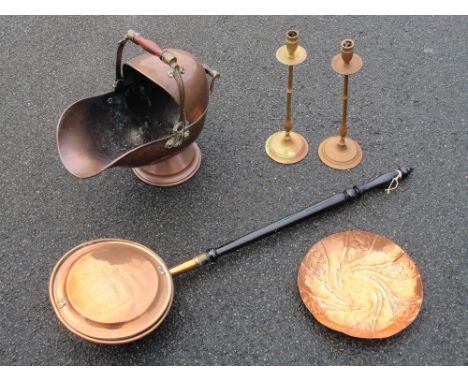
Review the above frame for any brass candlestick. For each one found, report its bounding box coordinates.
[318,39,364,170]
[265,30,309,164]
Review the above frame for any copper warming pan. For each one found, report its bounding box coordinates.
[57,30,219,186]
[50,166,422,344]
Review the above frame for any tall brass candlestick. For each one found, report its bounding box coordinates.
[318,39,364,170]
[265,30,309,164]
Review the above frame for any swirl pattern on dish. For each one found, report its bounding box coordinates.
[298,231,423,338]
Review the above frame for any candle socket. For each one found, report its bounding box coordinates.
[340,39,354,64]
[286,30,299,58]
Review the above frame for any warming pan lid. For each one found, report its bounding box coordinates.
[49,239,174,344]
[298,231,423,339]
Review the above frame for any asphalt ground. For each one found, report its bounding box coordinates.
[0,16,466,365]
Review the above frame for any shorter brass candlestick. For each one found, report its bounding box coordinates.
[266,30,309,164]
[318,39,363,170]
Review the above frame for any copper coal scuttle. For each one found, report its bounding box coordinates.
[57,30,219,186]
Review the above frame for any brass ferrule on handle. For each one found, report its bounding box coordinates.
[169,253,210,276]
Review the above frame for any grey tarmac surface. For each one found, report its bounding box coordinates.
[0,16,466,365]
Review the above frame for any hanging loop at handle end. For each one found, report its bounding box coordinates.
[385,170,403,194]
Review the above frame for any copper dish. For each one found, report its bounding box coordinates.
[298,231,423,339]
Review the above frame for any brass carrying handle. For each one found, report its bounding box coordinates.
[115,30,187,127]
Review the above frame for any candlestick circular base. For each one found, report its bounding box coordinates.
[318,136,363,170]
[265,131,309,164]
[132,143,202,186]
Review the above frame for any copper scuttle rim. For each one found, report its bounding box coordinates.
[298,231,423,339]
[56,93,209,180]
[49,238,174,344]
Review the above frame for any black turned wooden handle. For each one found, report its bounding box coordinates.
[204,165,412,261]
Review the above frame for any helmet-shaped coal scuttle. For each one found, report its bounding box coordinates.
[57,30,219,186]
